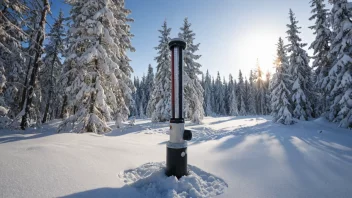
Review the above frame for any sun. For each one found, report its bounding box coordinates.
[230,28,279,79]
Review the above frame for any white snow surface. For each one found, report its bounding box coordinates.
[0,116,352,198]
[118,162,227,198]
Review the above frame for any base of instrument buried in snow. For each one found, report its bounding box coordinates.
[118,162,228,198]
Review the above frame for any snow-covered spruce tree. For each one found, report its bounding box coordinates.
[286,9,313,120]
[223,77,229,115]
[130,77,140,117]
[228,74,239,116]
[144,64,154,116]
[271,38,294,125]
[214,72,226,115]
[58,0,134,133]
[203,70,213,116]
[325,0,352,127]
[237,70,247,115]
[179,18,204,123]
[255,60,266,115]
[19,0,44,118]
[20,0,50,130]
[147,21,172,122]
[224,77,230,115]
[248,70,257,115]
[110,0,135,127]
[40,10,66,123]
[139,75,147,118]
[210,77,216,114]
[309,0,331,114]
[0,62,10,128]
[243,77,253,115]
[264,71,271,115]
[0,0,27,119]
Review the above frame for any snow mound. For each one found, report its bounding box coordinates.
[118,162,228,198]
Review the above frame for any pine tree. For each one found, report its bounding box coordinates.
[255,60,266,115]
[309,0,331,114]
[139,75,147,118]
[203,70,213,116]
[130,77,139,117]
[326,0,352,127]
[237,70,246,115]
[179,18,204,123]
[214,72,225,115]
[271,38,294,125]
[145,64,154,116]
[58,0,134,133]
[110,0,135,127]
[20,0,50,129]
[210,77,216,114]
[19,0,44,119]
[248,70,257,115]
[0,0,27,119]
[264,71,271,114]
[286,9,313,120]
[222,77,228,115]
[242,77,248,114]
[40,10,66,123]
[147,21,172,122]
[228,74,239,116]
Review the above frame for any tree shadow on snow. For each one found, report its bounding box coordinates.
[206,115,267,125]
[104,120,170,137]
[59,186,142,198]
[0,120,60,144]
[208,118,352,187]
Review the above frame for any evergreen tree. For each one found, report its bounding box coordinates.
[145,64,154,117]
[255,60,266,115]
[248,70,257,115]
[210,77,216,114]
[264,71,271,114]
[214,72,225,115]
[0,0,27,119]
[326,0,352,127]
[286,9,313,120]
[309,0,331,90]
[243,78,250,113]
[147,21,172,122]
[179,18,204,123]
[139,75,147,118]
[130,77,140,117]
[271,38,294,125]
[223,77,229,115]
[110,0,135,127]
[309,0,331,114]
[228,74,239,116]
[237,70,246,115]
[20,0,50,129]
[59,0,134,133]
[203,70,213,116]
[40,10,66,123]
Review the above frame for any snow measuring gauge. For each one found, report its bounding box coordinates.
[166,38,192,179]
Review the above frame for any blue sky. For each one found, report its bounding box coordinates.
[51,0,328,80]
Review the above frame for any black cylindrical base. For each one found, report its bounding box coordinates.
[166,146,188,179]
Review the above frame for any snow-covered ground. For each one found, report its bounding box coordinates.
[0,116,352,198]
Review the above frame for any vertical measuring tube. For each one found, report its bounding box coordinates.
[166,38,192,179]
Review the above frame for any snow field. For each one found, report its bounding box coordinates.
[0,116,352,198]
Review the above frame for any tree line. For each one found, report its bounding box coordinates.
[1,0,351,133]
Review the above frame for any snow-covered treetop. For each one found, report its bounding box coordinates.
[286,9,306,48]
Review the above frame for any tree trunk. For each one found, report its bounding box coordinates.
[20,50,34,110]
[42,54,57,123]
[59,95,67,119]
[20,0,50,130]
